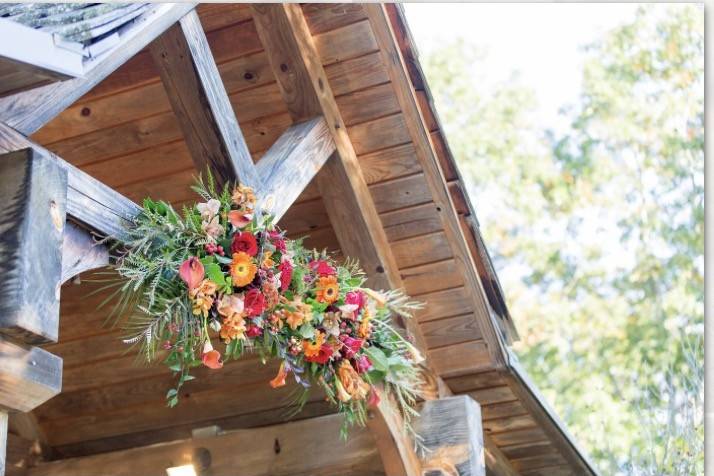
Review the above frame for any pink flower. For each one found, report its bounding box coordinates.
[345,291,365,311]
[179,257,204,291]
[268,231,287,253]
[355,354,372,373]
[278,260,293,291]
[368,385,381,407]
[244,288,266,316]
[309,259,336,276]
[341,336,363,359]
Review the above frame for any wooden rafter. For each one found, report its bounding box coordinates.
[364,4,509,370]
[250,6,436,476]
[0,3,196,136]
[149,9,261,190]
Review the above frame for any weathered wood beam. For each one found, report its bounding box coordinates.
[0,412,6,476]
[0,122,140,244]
[60,223,109,286]
[149,9,261,190]
[0,3,196,136]
[366,397,422,476]
[26,414,384,476]
[250,6,433,476]
[0,337,62,414]
[364,4,509,369]
[250,3,427,351]
[416,395,485,476]
[256,117,335,222]
[0,149,65,344]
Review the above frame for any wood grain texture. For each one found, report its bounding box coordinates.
[60,222,109,285]
[0,337,62,413]
[256,117,335,221]
[416,396,485,476]
[366,396,422,476]
[0,411,6,476]
[0,4,196,136]
[0,122,141,242]
[0,149,66,344]
[150,10,261,190]
[365,4,509,374]
[28,414,384,476]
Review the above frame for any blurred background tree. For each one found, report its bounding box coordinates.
[421,5,703,474]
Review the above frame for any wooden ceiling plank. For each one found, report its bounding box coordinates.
[150,9,261,190]
[0,4,197,136]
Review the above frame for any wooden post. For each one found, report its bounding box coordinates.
[0,148,66,344]
[0,412,6,476]
[416,396,485,476]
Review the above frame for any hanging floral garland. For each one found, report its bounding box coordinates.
[101,174,425,435]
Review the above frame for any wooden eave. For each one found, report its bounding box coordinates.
[0,4,598,476]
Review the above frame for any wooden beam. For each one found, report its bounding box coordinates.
[251,6,433,476]
[0,148,66,344]
[0,122,140,243]
[0,337,62,413]
[149,9,261,190]
[256,117,335,222]
[364,4,509,369]
[0,3,196,136]
[366,397,422,476]
[483,434,519,476]
[416,396,485,476]
[0,412,6,476]
[27,414,384,476]
[60,223,109,285]
[250,3,427,352]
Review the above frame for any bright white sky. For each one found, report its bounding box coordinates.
[403,3,640,132]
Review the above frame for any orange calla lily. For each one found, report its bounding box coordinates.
[201,341,223,369]
[228,209,253,228]
[269,361,288,388]
[179,257,204,291]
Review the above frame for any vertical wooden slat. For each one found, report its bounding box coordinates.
[150,9,261,190]
[0,412,6,476]
[0,148,66,344]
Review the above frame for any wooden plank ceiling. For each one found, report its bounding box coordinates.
[14,4,587,476]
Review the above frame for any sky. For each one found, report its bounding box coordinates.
[403,3,640,132]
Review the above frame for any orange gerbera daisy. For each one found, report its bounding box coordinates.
[315,275,339,304]
[230,252,257,287]
[302,331,325,358]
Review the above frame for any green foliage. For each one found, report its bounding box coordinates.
[422,5,703,474]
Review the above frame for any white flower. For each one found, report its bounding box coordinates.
[197,199,221,221]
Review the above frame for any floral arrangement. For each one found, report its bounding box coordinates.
[102,175,424,435]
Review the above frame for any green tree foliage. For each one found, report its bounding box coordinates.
[421,5,703,474]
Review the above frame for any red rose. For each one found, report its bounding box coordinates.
[304,344,334,364]
[309,259,336,276]
[278,260,293,291]
[246,323,263,338]
[244,288,266,316]
[231,231,258,256]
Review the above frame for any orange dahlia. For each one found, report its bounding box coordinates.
[337,360,370,401]
[315,275,339,304]
[230,252,257,287]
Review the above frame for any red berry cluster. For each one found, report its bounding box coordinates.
[204,242,225,256]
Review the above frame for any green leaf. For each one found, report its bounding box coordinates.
[364,346,389,372]
[299,322,316,339]
[204,262,226,286]
[166,388,178,398]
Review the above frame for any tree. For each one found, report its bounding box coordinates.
[421,5,703,474]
